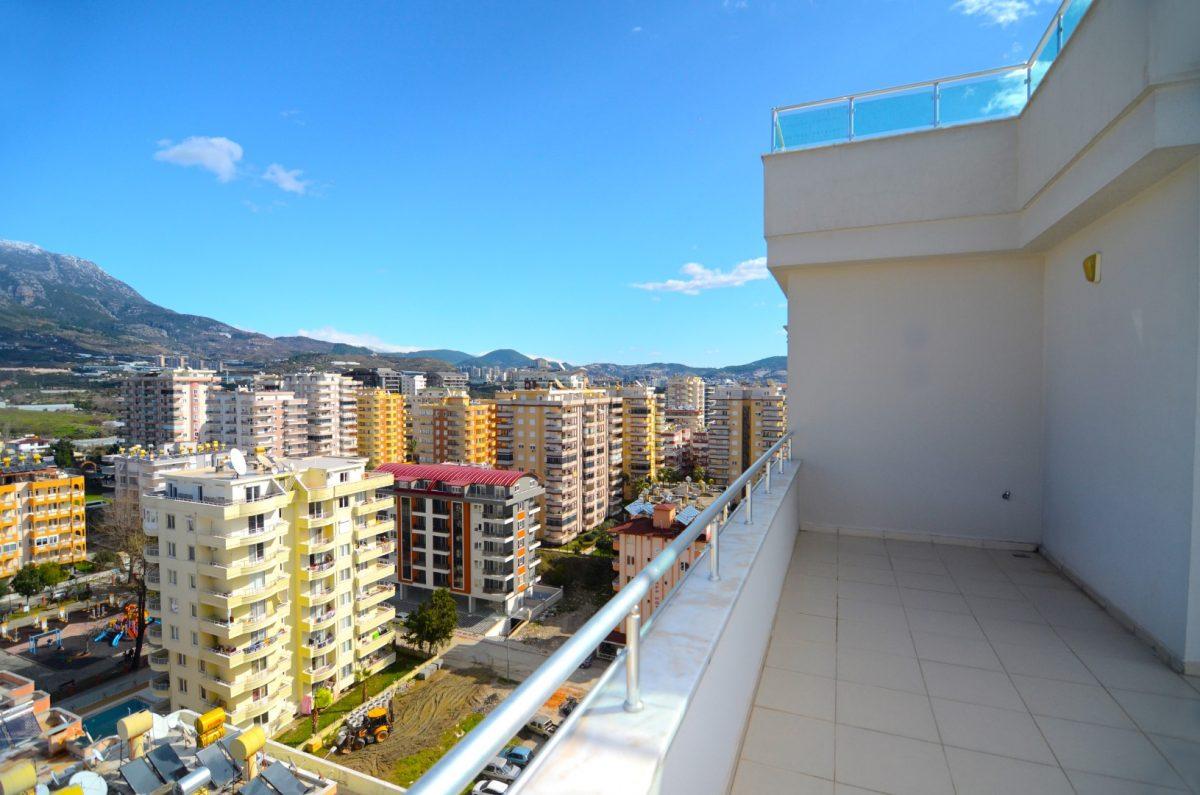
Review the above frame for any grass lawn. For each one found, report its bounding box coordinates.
[275,651,428,747]
[0,407,111,439]
[391,712,485,788]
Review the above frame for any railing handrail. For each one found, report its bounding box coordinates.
[406,430,794,795]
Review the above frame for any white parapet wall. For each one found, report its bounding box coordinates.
[515,460,802,794]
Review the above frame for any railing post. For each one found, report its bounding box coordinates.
[708,520,720,582]
[744,482,753,524]
[765,458,772,494]
[848,97,855,141]
[933,81,940,128]
[624,604,643,712]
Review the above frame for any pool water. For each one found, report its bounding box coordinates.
[82,697,153,739]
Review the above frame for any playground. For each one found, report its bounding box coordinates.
[0,600,154,672]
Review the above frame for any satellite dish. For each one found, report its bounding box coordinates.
[229,448,247,477]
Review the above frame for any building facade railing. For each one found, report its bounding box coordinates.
[405,430,794,795]
[770,0,1092,152]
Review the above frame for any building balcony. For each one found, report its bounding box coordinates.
[303,662,337,683]
[354,518,395,541]
[356,628,395,658]
[199,631,284,668]
[301,609,338,632]
[355,583,395,611]
[353,540,395,564]
[149,675,171,699]
[299,559,337,581]
[298,588,337,608]
[148,648,170,672]
[197,519,288,550]
[298,534,336,555]
[355,605,395,634]
[198,576,288,610]
[353,495,393,515]
[200,609,282,640]
[355,562,393,587]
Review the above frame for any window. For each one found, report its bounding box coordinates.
[177,678,188,694]
[341,616,352,629]
[190,604,197,617]
[341,664,353,678]
[191,631,198,646]
[339,544,351,556]
[337,496,349,509]
[176,652,186,666]
[168,569,178,585]
[189,574,196,589]
[339,472,350,482]
[186,516,194,532]
[340,593,351,606]
[168,597,179,613]
[167,515,176,529]
[187,545,195,561]
[342,640,352,653]
[340,568,351,582]
[167,541,177,558]
[248,514,265,531]
[169,624,179,641]
[253,713,271,726]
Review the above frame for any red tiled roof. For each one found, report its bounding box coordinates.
[374,462,530,488]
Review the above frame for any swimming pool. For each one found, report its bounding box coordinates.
[82,697,153,739]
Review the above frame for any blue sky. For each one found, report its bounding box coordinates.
[1,0,1057,366]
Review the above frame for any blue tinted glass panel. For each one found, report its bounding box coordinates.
[1029,24,1060,93]
[776,101,850,150]
[1061,0,1092,42]
[854,86,935,139]
[939,68,1028,125]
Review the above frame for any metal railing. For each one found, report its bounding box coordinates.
[771,0,1092,152]
[406,430,794,795]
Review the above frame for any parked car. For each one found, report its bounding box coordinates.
[525,714,558,738]
[559,696,579,717]
[502,746,533,768]
[472,781,508,795]
[481,757,521,783]
[579,652,595,669]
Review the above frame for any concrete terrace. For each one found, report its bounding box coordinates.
[734,531,1200,794]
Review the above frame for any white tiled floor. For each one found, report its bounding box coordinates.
[731,531,1200,794]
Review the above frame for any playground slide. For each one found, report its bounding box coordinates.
[94,629,111,644]
[110,631,123,647]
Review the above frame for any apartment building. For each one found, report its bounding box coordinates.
[380,462,544,616]
[410,389,496,466]
[666,375,706,431]
[611,385,659,497]
[0,457,86,577]
[427,371,469,391]
[142,454,396,735]
[706,384,786,485]
[356,388,407,469]
[345,367,403,393]
[121,368,220,447]
[494,387,619,545]
[204,388,308,459]
[611,502,706,621]
[110,445,229,507]
[399,372,426,397]
[280,372,359,457]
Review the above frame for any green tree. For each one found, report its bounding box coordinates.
[51,438,75,468]
[311,687,333,732]
[92,550,119,568]
[0,577,10,599]
[354,666,370,704]
[691,466,706,485]
[657,467,680,483]
[630,478,652,497]
[11,565,44,600]
[402,588,458,653]
[38,562,67,592]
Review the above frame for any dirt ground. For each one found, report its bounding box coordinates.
[515,601,601,652]
[333,667,516,780]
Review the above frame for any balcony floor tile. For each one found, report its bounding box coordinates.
[733,530,1200,794]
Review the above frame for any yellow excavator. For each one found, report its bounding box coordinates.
[334,707,391,753]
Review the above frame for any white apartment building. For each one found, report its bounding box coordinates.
[280,372,360,456]
[121,368,219,448]
[495,388,620,545]
[142,454,396,735]
[665,375,706,431]
[204,388,308,458]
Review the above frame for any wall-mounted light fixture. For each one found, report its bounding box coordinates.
[1082,252,1101,284]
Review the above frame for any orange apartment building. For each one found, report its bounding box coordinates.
[611,502,707,621]
[379,463,543,617]
[0,457,87,577]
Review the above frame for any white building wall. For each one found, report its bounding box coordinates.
[1041,159,1200,661]
[786,255,1045,542]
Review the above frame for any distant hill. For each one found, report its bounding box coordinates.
[0,240,372,363]
[0,240,784,378]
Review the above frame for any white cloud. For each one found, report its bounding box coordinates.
[262,163,310,195]
[280,109,306,126]
[951,0,1046,26]
[983,68,1032,113]
[632,256,768,296]
[296,326,420,353]
[154,136,243,182]
[631,25,643,33]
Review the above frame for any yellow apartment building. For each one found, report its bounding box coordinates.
[611,385,659,498]
[495,387,619,545]
[0,456,87,578]
[142,454,396,735]
[410,388,496,466]
[356,389,407,468]
[706,384,786,485]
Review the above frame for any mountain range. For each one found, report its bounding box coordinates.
[0,240,783,378]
